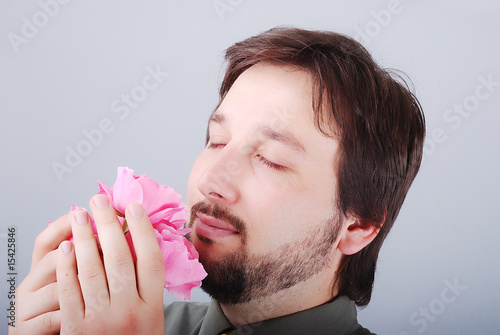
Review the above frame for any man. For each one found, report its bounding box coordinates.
[11,27,425,334]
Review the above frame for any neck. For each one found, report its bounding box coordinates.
[220,263,340,328]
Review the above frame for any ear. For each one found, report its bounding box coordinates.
[338,217,381,256]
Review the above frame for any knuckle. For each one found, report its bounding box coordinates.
[109,269,135,287]
[76,234,98,244]
[144,254,165,274]
[31,284,57,310]
[48,282,58,300]
[41,313,55,331]
[79,264,103,281]
[61,320,84,335]
[99,216,120,226]
[110,249,132,267]
[60,281,81,300]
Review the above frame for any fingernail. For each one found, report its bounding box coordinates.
[128,202,144,218]
[75,211,88,225]
[93,194,109,209]
[61,241,73,254]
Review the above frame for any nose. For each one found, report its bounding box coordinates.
[197,146,241,205]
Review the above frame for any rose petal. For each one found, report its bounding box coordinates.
[158,233,207,300]
[135,175,182,218]
[149,207,186,226]
[98,181,113,202]
[176,227,193,235]
[112,167,144,214]
[172,205,189,222]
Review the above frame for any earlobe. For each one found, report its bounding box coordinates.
[338,219,381,256]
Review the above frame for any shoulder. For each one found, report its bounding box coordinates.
[164,301,210,334]
[165,301,210,316]
[350,325,377,335]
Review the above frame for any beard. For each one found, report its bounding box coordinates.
[187,201,342,305]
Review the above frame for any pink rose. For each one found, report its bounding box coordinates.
[52,167,206,301]
[98,167,187,227]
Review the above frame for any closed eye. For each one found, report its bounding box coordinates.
[207,142,226,149]
[256,154,286,171]
[207,141,286,171]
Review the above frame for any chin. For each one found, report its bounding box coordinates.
[192,234,241,269]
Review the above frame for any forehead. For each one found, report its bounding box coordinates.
[213,63,316,135]
[211,63,339,163]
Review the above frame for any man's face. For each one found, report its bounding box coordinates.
[186,63,343,304]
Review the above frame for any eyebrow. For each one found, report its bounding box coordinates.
[208,113,307,156]
[259,126,307,156]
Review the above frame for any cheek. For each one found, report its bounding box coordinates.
[239,190,302,247]
[242,175,337,250]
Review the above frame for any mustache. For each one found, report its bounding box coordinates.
[189,201,246,234]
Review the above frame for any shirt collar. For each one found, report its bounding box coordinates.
[198,296,362,335]
[198,300,234,335]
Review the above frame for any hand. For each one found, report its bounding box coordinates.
[9,214,73,334]
[56,194,165,335]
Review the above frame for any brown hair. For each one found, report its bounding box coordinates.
[219,27,425,306]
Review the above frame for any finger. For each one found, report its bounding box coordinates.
[12,310,61,335]
[56,241,84,325]
[21,282,59,322]
[89,194,137,302]
[32,214,73,270]
[70,209,109,306]
[22,249,58,292]
[125,203,164,305]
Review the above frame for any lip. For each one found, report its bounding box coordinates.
[194,212,239,240]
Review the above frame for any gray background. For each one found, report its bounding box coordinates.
[1,1,499,334]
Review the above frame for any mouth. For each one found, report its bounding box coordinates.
[194,212,240,241]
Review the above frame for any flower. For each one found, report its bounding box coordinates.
[153,223,206,301]
[98,167,187,227]
[51,167,207,301]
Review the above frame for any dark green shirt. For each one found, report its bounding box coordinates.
[164,296,375,335]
